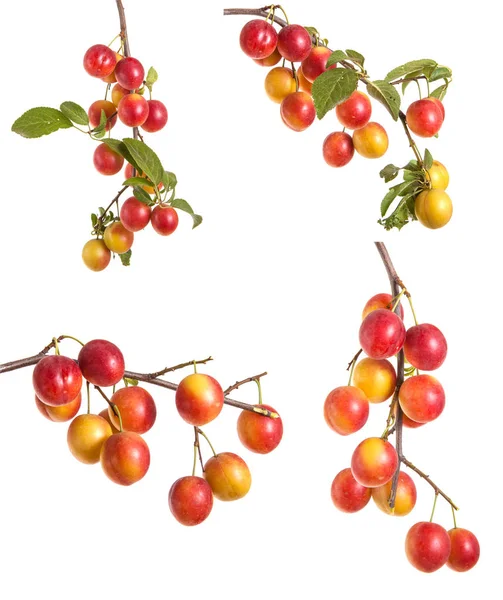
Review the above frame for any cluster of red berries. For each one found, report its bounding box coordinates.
[324,292,479,573]
[83,43,168,177]
[31,338,283,526]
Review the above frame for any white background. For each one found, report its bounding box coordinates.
[0,0,500,598]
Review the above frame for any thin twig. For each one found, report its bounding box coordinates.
[224,371,268,395]
[147,356,213,378]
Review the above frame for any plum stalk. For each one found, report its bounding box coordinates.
[374,241,458,511]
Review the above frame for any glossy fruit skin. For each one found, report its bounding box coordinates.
[280,91,316,132]
[109,386,157,434]
[324,386,369,435]
[100,431,150,486]
[83,44,116,78]
[93,143,124,176]
[151,204,179,236]
[322,132,354,167]
[204,452,251,501]
[78,339,125,387]
[98,408,120,433]
[175,373,224,426]
[351,437,398,488]
[169,476,214,526]
[404,324,447,371]
[239,20,277,59]
[331,468,371,513]
[414,189,453,229]
[277,24,312,62]
[405,522,451,573]
[82,239,111,272]
[406,99,444,137]
[353,122,388,158]
[402,411,425,429]
[101,53,123,83]
[447,528,480,572]
[88,100,117,131]
[120,197,151,232]
[111,83,129,107]
[141,99,168,132]
[297,66,313,94]
[362,293,404,320]
[300,46,333,82]
[353,358,396,404]
[35,392,81,423]
[103,221,134,254]
[114,57,145,90]
[399,374,445,423]
[237,404,283,453]
[372,471,417,516]
[253,47,281,66]
[359,308,406,359]
[336,91,372,130]
[428,97,445,121]
[117,93,149,127]
[427,160,449,190]
[67,414,113,464]
[264,67,297,103]
[33,355,82,407]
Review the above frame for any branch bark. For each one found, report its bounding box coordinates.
[115,0,138,141]
[374,242,458,512]
[0,340,278,418]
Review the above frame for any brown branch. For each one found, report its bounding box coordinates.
[223,7,424,167]
[194,426,205,473]
[0,341,278,418]
[147,356,213,378]
[375,242,458,512]
[224,371,268,395]
[346,349,363,372]
[93,185,129,233]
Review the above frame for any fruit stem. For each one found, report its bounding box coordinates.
[59,335,85,347]
[391,290,406,313]
[193,426,205,473]
[196,428,217,457]
[95,386,123,431]
[224,371,268,395]
[146,356,213,378]
[347,356,358,386]
[108,32,122,48]
[451,504,457,528]
[52,337,60,355]
[406,295,419,326]
[254,377,263,405]
[193,360,198,374]
[86,381,91,414]
[430,491,439,522]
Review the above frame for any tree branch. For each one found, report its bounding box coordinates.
[0,342,278,418]
[224,371,267,395]
[223,6,424,168]
[375,242,457,512]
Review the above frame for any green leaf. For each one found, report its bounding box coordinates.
[346,49,365,67]
[123,176,153,187]
[170,198,203,229]
[397,180,420,197]
[122,138,163,186]
[124,377,139,386]
[133,186,154,205]
[384,59,437,83]
[60,101,89,126]
[312,68,359,119]
[326,50,348,68]
[401,69,423,94]
[366,80,401,120]
[103,139,140,172]
[304,26,319,37]
[403,169,421,182]
[379,164,400,183]
[428,66,452,82]
[119,249,132,266]
[430,84,448,100]
[380,187,399,217]
[162,171,177,191]
[403,160,420,171]
[145,67,158,86]
[378,197,414,231]
[91,213,98,227]
[423,148,433,170]
[11,107,73,138]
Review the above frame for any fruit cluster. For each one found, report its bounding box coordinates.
[227,6,453,231]
[323,246,479,573]
[12,1,201,271]
[16,336,283,526]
